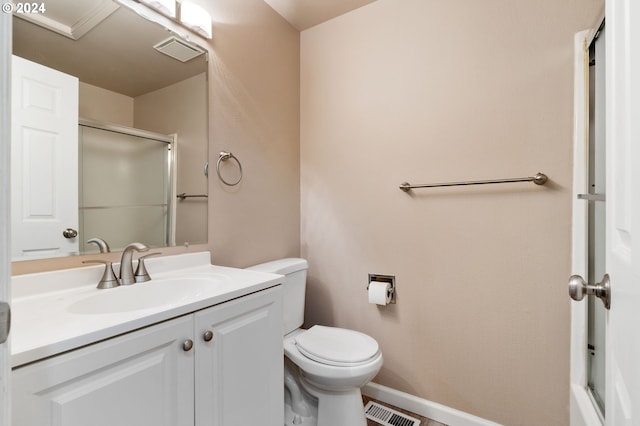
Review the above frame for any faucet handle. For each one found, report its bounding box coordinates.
[134,252,162,283]
[83,260,119,289]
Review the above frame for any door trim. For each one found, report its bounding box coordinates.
[0,10,11,426]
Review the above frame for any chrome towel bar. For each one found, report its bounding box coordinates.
[399,172,548,192]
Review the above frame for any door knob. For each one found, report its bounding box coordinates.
[568,274,611,309]
[203,330,214,342]
[62,228,78,239]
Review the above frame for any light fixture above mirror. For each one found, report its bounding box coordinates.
[143,0,176,18]
[140,0,212,38]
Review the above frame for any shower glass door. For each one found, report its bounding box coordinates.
[586,22,606,417]
[79,123,173,253]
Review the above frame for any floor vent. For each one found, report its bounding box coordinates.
[364,401,421,426]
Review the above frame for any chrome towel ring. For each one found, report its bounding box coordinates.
[216,151,243,186]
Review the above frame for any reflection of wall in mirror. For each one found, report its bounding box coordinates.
[79,73,208,248]
[134,73,208,247]
[79,83,133,127]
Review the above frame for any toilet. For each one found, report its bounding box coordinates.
[247,258,383,426]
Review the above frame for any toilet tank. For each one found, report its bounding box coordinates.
[246,258,308,335]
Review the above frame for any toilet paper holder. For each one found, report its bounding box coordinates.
[367,274,396,304]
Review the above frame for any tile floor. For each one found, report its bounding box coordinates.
[362,395,448,426]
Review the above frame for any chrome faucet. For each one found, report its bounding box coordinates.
[119,242,149,285]
[87,237,111,253]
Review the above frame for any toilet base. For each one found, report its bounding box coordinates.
[285,359,318,426]
[285,384,367,426]
[285,401,317,426]
[302,380,367,426]
[284,358,368,426]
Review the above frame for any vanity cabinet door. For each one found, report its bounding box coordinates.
[195,286,284,426]
[12,315,194,426]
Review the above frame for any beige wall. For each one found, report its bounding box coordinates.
[206,0,301,267]
[300,0,601,425]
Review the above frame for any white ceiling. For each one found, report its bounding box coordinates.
[263,0,377,31]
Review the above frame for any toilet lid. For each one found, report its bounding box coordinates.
[294,325,379,366]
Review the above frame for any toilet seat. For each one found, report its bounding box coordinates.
[294,325,379,367]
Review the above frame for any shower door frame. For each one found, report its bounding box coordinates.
[571,4,640,423]
[79,118,176,250]
[570,25,605,426]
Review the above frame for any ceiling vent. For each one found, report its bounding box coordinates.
[153,36,204,62]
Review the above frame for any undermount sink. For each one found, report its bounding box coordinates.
[67,275,231,315]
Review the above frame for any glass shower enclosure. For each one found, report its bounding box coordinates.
[586,21,606,418]
[78,120,174,254]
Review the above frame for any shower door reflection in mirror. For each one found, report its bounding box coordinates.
[79,122,174,254]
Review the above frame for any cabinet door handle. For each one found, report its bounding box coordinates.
[203,330,214,342]
[182,339,194,351]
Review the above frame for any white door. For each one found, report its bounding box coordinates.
[11,55,79,260]
[571,2,640,425]
[604,0,640,424]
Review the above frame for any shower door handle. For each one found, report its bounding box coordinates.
[568,274,611,310]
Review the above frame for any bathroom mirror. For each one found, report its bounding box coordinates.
[11,0,209,261]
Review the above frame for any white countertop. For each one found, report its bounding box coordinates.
[10,252,283,368]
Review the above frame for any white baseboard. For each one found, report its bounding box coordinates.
[362,382,502,426]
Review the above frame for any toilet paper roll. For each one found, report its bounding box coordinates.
[368,281,392,306]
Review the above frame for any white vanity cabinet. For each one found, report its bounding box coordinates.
[195,286,284,425]
[12,315,195,426]
[12,286,283,426]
